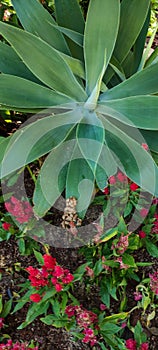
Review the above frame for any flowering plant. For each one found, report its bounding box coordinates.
[0,0,158,220]
[12,252,75,329]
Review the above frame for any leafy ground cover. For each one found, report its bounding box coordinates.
[0,165,158,349]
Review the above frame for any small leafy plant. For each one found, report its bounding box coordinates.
[0,0,158,221]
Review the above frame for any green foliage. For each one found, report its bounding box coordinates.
[0,0,158,220]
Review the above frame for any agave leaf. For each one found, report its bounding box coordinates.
[100,116,158,196]
[66,145,94,218]
[0,136,11,165]
[77,110,105,174]
[0,22,87,101]
[113,0,150,63]
[125,7,150,75]
[138,23,158,71]
[54,0,84,59]
[84,0,120,95]
[0,42,42,84]
[61,53,85,79]
[100,62,158,101]
[98,96,158,130]
[95,144,117,190]
[48,23,83,47]
[0,109,82,180]
[33,139,77,217]
[145,47,158,68]
[0,75,74,109]
[140,130,158,153]
[11,0,70,54]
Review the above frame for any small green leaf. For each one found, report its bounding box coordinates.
[33,250,44,265]
[146,240,158,257]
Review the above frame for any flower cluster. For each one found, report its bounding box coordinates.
[112,233,129,254]
[65,305,98,346]
[5,196,33,224]
[149,270,158,295]
[0,340,38,350]
[125,339,149,350]
[26,254,74,300]
[152,213,158,234]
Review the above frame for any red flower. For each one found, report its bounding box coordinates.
[149,271,158,295]
[53,265,64,278]
[140,208,148,217]
[62,272,74,284]
[125,338,137,350]
[138,231,146,239]
[65,305,76,317]
[140,343,149,350]
[30,293,41,302]
[43,254,56,270]
[103,187,109,195]
[55,283,63,292]
[109,175,116,184]
[130,183,139,191]
[26,266,49,288]
[2,222,11,230]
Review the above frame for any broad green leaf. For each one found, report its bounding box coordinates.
[33,250,44,265]
[0,136,11,165]
[0,22,87,101]
[0,74,74,109]
[61,53,85,79]
[98,96,158,130]
[140,129,158,153]
[11,0,70,54]
[100,62,158,101]
[50,24,83,47]
[54,0,84,59]
[124,8,150,75]
[55,0,84,35]
[84,0,120,95]
[1,299,12,318]
[0,109,81,180]
[100,322,121,334]
[77,111,105,174]
[113,0,150,63]
[66,144,94,217]
[33,139,79,217]
[0,42,42,84]
[100,116,158,197]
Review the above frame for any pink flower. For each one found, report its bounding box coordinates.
[140,343,149,350]
[100,303,106,311]
[138,231,146,239]
[149,271,158,295]
[82,328,97,346]
[43,254,56,270]
[109,175,116,184]
[2,222,11,230]
[115,234,129,254]
[140,208,148,218]
[117,171,127,182]
[30,293,41,303]
[142,143,149,151]
[0,318,4,329]
[134,291,142,301]
[115,257,129,269]
[85,266,94,278]
[130,183,139,191]
[5,196,33,224]
[125,338,137,350]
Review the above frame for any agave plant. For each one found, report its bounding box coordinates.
[0,0,158,221]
